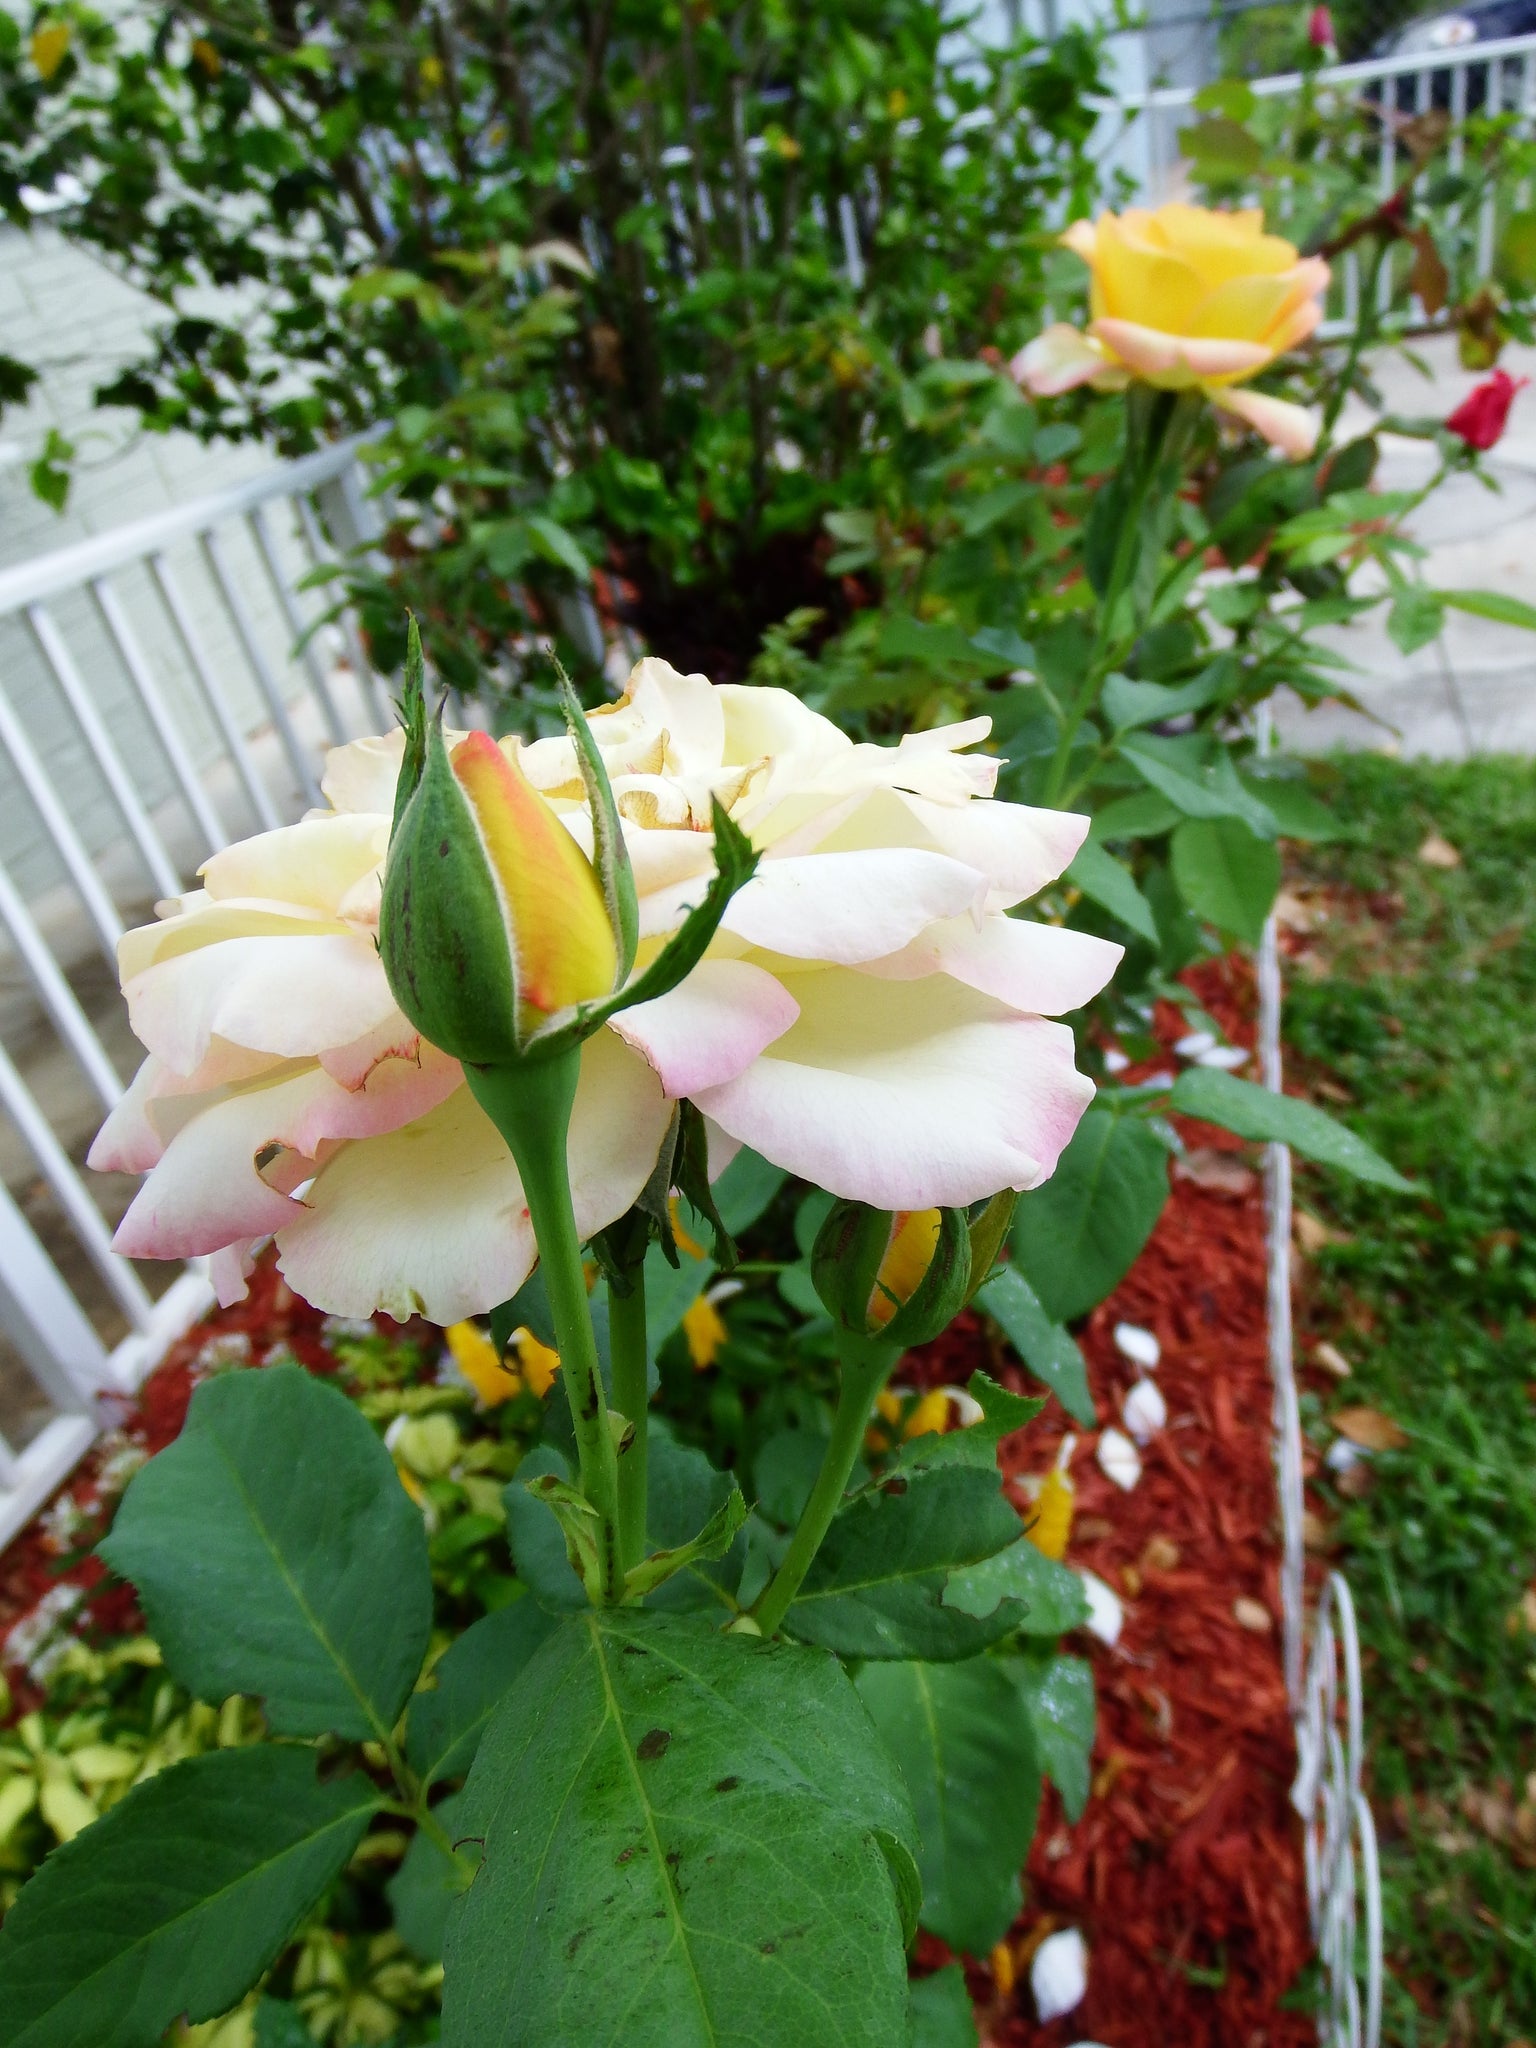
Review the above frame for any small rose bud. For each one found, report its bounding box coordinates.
[381,718,617,1065]
[812,1201,971,1348]
[1445,367,1529,451]
[1307,4,1334,47]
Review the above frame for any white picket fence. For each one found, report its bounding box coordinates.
[0,436,386,1543]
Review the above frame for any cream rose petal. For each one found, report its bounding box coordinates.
[125,933,403,1074]
[723,847,989,964]
[693,971,1095,1207]
[831,788,1090,910]
[110,1051,462,1261]
[608,959,800,1096]
[1092,317,1272,385]
[1210,385,1320,457]
[1012,323,1121,397]
[277,1029,671,1323]
[320,729,408,817]
[861,915,1123,1016]
[199,813,389,914]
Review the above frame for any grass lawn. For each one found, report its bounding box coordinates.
[1287,752,1536,2046]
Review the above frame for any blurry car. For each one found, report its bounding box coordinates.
[1371,0,1536,108]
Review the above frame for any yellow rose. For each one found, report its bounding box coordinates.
[1015,203,1330,457]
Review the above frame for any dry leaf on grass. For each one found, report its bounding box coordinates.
[1333,1406,1408,1451]
[1418,830,1462,869]
[1294,1208,1352,1255]
[1313,1341,1353,1379]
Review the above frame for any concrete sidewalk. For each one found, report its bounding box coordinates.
[1272,334,1536,760]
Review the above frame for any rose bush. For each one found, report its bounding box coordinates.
[90,657,1119,1323]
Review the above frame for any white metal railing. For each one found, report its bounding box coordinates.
[1257,702,1383,2046]
[1107,32,1536,338]
[0,435,385,1546]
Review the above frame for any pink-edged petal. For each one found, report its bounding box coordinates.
[277,1028,670,1322]
[862,915,1123,1015]
[88,1060,169,1175]
[1092,318,1271,386]
[110,1051,462,1263]
[723,848,988,963]
[694,970,1096,1207]
[609,960,799,1096]
[200,814,388,915]
[112,1069,337,1259]
[88,1042,287,1173]
[210,1241,258,1307]
[125,933,402,1074]
[1012,323,1118,397]
[1210,386,1319,458]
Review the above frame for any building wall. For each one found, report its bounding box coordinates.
[0,223,314,907]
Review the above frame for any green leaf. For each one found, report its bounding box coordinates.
[1089,789,1182,842]
[1387,585,1445,656]
[442,1611,919,2047]
[1441,588,1536,633]
[406,1599,560,1789]
[99,1365,431,1741]
[1101,670,1222,731]
[0,1748,380,2048]
[389,1791,476,1964]
[625,1485,747,1601]
[975,1267,1096,1425]
[909,1966,979,2048]
[643,1236,713,1354]
[503,1450,587,1611]
[958,480,1031,538]
[1236,772,1338,842]
[1178,115,1261,172]
[1497,208,1536,289]
[786,1466,1028,1660]
[1170,815,1281,946]
[942,1536,1089,1636]
[1169,1068,1414,1191]
[1065,839,1159,944]
[554,657,638,978]
[253,2000,314,2048]
[524,513,590,580]
[712,1147,788,1235]
[1119,735,1277,836]
[1009,1652,1095,1823]
[640,1423,745,1612]
[857,1660,1041,1955]
[1010,1109,1170,1323]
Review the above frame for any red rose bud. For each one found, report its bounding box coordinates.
[1445,368,1529,451]
[1308,5,1334,45]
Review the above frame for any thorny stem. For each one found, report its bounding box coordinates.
[464,1048,622,1604]
[751,1329,898,1639]
[608,1265,650,1579]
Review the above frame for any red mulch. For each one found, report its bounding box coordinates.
[908,956,1316,2045]
[1,955,1316,2041]
[0,1264,360,1710]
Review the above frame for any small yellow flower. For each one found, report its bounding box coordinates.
[444,1320,520,1406]
[901,1388,952,1440]
[512,1326,561,1398]
[30,23,71,79]
[990,1939,1017,1996]
[683,1293,728,1370]
[420,54,444,90]
[190,37,221,76]
[1027,1461,1075,1562]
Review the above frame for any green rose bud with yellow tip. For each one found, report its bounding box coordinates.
[811,1201,971,1350]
